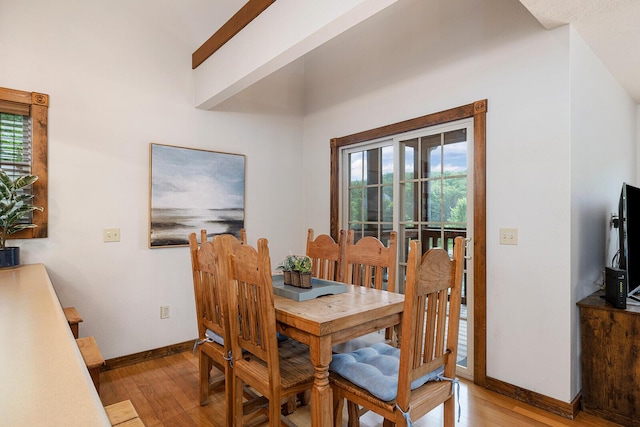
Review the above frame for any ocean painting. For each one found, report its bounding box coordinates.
[149,143,245,248]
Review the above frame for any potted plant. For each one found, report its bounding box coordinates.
[277,254,297,285]
[292,255,312,288]
[0,168,44,268]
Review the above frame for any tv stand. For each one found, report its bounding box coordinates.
[578,292,640,424]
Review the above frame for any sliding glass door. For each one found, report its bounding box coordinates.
[341,118,474,378]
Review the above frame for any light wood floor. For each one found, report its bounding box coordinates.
[99,351,621,427]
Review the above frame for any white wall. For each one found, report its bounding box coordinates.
[2,0,637,407]
[301,0,636,403]
[569,26,638,397]
[0,1,306,359]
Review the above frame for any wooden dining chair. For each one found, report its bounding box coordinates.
[343,230,397,292]
[218,235,315,426]
[330,236,465,427]
[343,230,398,342]
[189,232,233,414]
[189,229,247,426]
[306,228,345,282]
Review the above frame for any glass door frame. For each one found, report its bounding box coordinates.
[339,119,474,379]
[329,99,487,385]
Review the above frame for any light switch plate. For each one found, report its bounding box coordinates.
[500,228,518,245]
[160,305,170,319]
[103,228,120,242]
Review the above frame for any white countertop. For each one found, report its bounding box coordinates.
[0,264,111,426]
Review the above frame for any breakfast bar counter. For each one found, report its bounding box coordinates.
[0,263,110,426]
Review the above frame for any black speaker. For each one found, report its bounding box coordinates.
[605,267,627,309]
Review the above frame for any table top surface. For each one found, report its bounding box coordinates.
[0,264,111,426]
[578,290,640,315]
[274,283,404,337]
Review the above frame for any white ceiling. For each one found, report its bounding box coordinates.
[119,0,246,51]
[518,0,640,103]
[126,0,640,104]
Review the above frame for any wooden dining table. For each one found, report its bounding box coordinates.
[273,283,405,427]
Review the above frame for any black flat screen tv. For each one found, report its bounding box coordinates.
[619,182,640,298]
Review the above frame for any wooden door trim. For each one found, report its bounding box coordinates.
[329,99,487,385]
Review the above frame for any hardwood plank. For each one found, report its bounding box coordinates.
[100,351,621,427]
[154,354,200,410]
[104,364,161,426]
[135,360,185,421]
[104,340,193,371]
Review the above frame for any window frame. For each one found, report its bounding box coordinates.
[330,99,487,384]
[0,86,49,240]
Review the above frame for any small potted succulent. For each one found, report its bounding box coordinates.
[292,255,312,288]
[277,254,297,285]
[0,168,44,268]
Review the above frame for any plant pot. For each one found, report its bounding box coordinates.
[292,271,301,287]
[0,247,20,268]
[283,270,292,285]
[299,272,312,288]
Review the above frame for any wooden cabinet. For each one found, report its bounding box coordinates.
[578,293,640,426]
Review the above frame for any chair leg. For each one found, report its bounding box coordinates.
[224,364,233,427]
[385,326,393,343]
[283,396,297,415]
[332,391,344,427]
[270,395,282,427]
[233,375,244,427]
[443,394,455,427]
[299,390,311,406]
[347,401,361,427]
[199,352,211,406]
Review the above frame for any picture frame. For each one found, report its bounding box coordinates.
[149,143,245,248]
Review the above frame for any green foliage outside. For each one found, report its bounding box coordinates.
[349,170,467,227]
[0,113,27,164]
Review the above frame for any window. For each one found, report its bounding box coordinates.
[0,86,49,239]
[398,124,470,280]
[345,143,394,242]
[339,120,471,291]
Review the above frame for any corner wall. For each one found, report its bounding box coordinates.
[0,0,306,359]
[300,0,628,403]
[569,26,638,397]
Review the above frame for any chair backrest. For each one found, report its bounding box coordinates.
[197,228,247,244]
[189,232,228,345]
[343,230,398,292]
[306,228,345,282]
[218,236,281,385]
[189,229,247,342]
[396,236,465,408]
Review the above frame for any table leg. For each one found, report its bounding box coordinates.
[309,335,333,427]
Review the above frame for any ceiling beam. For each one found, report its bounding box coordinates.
[192,0,276,69]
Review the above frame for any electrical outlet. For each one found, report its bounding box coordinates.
[103,228,120,242]
[160,305,170,319]
[499,228,518,245]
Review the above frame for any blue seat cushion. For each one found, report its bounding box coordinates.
[329,342,444,401]
[205,329,289,346]
[205,329,225,346]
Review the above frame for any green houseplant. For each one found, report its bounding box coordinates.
[0,168,44,267]
[277,254,297,285]
[277,254,313,287]
[292,255,312,288]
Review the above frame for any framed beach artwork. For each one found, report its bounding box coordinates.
[149,143,245,248]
